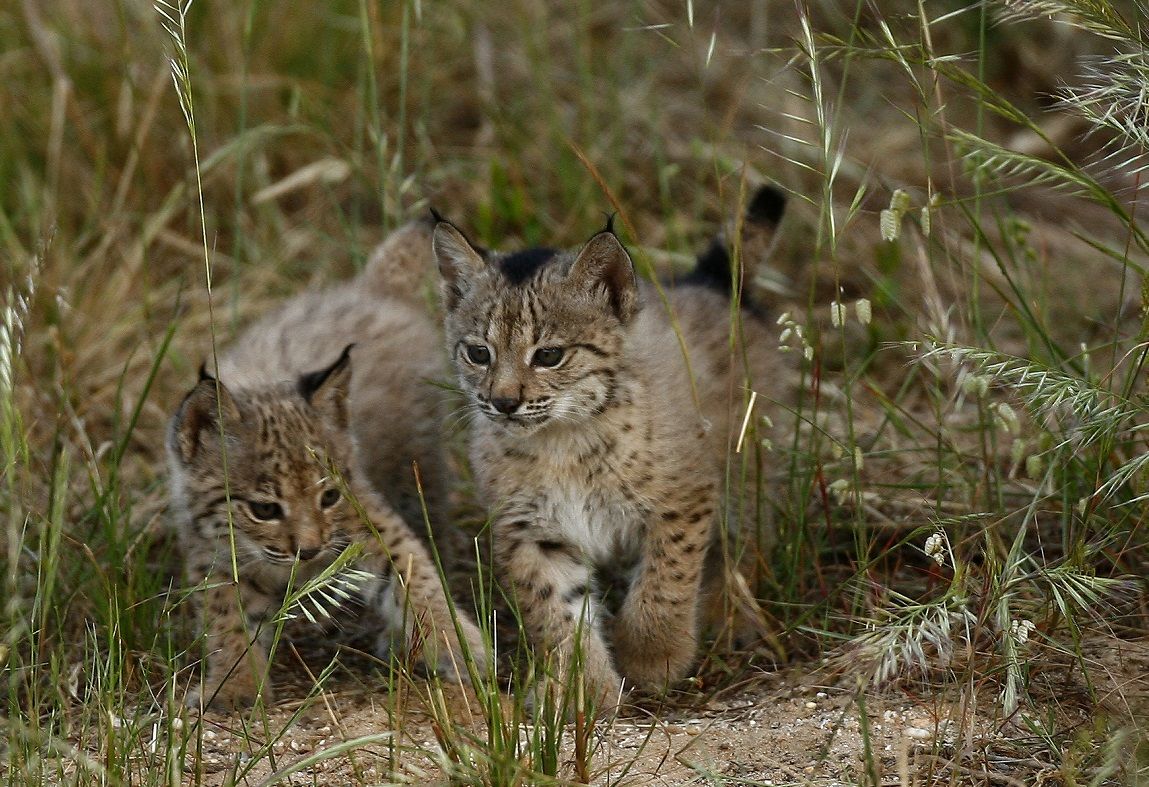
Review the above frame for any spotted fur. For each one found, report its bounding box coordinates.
[434,189,784,710]
[168,223,485,711]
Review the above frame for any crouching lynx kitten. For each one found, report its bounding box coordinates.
[433,188,785,710]
[168,222,485,711]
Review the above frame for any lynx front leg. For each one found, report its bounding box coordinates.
[495,516,623,712]
[186,565,275,711]
[611,487,716,689]
[355,487,488,682]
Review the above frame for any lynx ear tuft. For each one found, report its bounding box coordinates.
[171,377,240,464]
[299,344,354,430]
[433,220,487,310]
[569,231,638,323]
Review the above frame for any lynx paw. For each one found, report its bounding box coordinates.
[611,622,697,691]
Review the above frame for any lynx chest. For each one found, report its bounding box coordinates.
[482,427,656,568]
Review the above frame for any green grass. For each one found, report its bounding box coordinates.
[2,0,1148,784]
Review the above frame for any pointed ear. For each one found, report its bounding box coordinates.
[298,344,353,431]
[568,231,638,323]
[171,376,241,464]
[433,220,487,310]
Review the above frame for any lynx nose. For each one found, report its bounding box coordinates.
[491,396,521,415]
[297,546,322,561]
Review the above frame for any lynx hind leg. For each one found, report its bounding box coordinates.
[698,531,773,653]
[355,488,488,683]
[495,519,623,713]
[365,574,411,663]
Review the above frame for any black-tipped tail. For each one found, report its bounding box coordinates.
[745,183,787,227]
[687,237,740,294]
[683,184,786,304]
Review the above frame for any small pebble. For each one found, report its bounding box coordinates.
[805,701,817,710]
[905,727,931,739]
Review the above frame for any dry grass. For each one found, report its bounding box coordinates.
[2,0,1148,784]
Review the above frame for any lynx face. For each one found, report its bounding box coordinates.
[168,351,357,568]
[434,223,638,435]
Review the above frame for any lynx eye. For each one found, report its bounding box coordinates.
[465,344,491,365]
[319,488,341,509]
[247,500,284,522]
[532,347,564,367]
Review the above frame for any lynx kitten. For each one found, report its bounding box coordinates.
[433,188,785,709]
[168,222,485,710]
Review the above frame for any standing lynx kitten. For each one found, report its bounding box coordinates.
[168,222,485,710]
[433,188,784,708]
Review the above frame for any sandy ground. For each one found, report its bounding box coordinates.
[159,635,1148,786]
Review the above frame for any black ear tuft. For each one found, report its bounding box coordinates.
[602,212,617,235]
[298,344,354,403]
[746,184,787,227]
[429,206,446,224]
[198,362,214,382]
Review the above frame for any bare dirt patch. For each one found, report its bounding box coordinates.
[166,636,1148,785]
